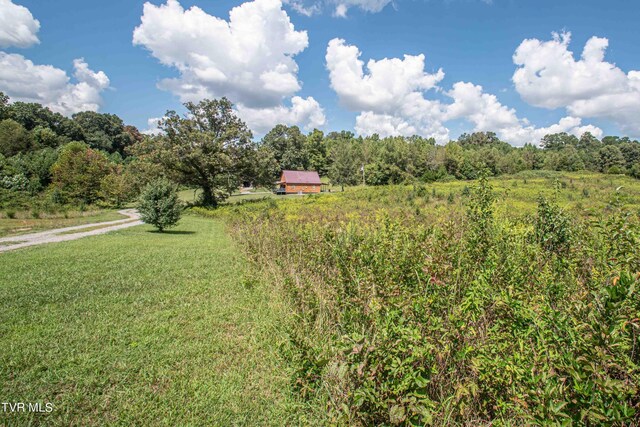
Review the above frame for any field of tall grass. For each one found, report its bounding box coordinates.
[196,171,640,425]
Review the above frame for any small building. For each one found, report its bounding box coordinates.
[276,170,323,194]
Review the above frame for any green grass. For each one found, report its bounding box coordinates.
[0,216,303,425]
[0,210,127,238]
[177,188,201,204]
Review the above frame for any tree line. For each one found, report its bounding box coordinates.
[1,93,639,210]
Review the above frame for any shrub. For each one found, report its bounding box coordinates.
[137,179,183,232]
[0,173,29,191]
[534,195,572,256]
[5,209,15,219]
[465,175,495,260]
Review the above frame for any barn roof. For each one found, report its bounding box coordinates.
[281,170,322,184]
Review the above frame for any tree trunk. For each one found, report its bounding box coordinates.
[201,186,218,208]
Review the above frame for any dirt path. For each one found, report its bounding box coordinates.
[0,209,143,253]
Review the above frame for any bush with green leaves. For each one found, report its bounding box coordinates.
[137,179,183,232]
[534,194,572,256]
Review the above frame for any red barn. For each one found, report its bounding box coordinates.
[276,170,322,194]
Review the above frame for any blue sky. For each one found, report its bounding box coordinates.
[1,0,639,144]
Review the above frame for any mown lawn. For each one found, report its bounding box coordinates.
[0,216,302,425]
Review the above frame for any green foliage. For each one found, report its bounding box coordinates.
[72,111,138,155]
[600,144,627,173]
[534,194,572,256]
[98,166,136,207]
[262,124,308,172]
[50,142,112,204]
[208,175,640,425]
[137,178,183,231]
[0,173,28,191]
[328,134,361,188]
[0,92,8,120]
[465,175,496,260]
[134,98,254,207]
[0,119,33,157]
[8,147,58,190]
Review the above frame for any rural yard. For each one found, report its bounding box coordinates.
[1,0,640,424]
[2,172,640,424]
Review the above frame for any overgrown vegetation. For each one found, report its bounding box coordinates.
[202,172,640,425]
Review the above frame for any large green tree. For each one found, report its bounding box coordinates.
[599,144,626,173]
[261,124,308,172]
[72,111,138,155]
[147,98,255,207]
[305,129,328,175]
[540,133,579,151]
[328,137,360,190]
[50,142,112,204]
[0,119,34,157]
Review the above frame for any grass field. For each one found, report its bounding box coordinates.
[0,216,304,425]
[0,210,127,238]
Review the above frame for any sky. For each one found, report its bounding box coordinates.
[0,0,639,145]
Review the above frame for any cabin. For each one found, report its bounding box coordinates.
[276,170,323,194]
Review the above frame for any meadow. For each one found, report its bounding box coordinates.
[198,170,640,425]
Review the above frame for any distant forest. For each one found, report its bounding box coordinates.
[1,93,639,208]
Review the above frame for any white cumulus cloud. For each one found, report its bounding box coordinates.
[326,38,602,145]
[446,82,602,144]
[236,96,325,134]
[326,38,449,142]
[327,38,444,111]
[133,0,325,133]
[142,117,164,135]
[0,53,110,116]
[513,32,640,136]
[0,0,40,48]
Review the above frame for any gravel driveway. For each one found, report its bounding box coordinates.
[0,209,143,253]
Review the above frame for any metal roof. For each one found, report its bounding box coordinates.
[280,170,322,184]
